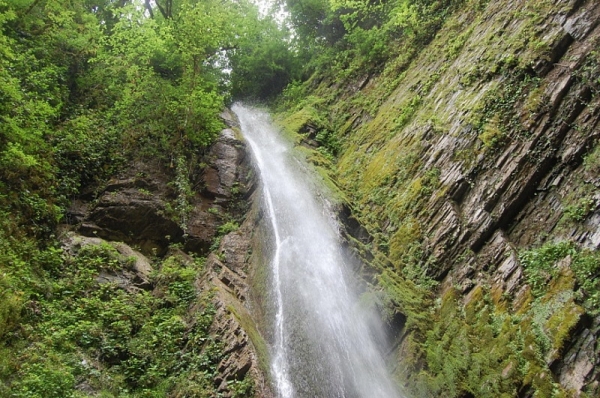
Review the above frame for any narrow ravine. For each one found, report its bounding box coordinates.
[233,104,402,398]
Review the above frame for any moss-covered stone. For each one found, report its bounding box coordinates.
[274,0,600,396]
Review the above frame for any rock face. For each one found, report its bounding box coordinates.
[77,172,185,255]
[61,232,154,292]
[203,128,247,200]
[64,110,270,396]
[197,209,273,398]
[292,0,600,396]
[69,110,253,256]
[411,3,600,393]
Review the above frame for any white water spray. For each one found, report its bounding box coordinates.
[233,104,401,398]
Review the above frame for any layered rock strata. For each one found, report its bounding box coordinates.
[63,110,270,397]
[302,0,600,395]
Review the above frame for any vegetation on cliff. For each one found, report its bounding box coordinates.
[3,0,600,396]
[274,0,600,397]
[0,0,281,396]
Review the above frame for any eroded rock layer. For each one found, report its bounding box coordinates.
[63,111,270,397]
[282,0,600,396]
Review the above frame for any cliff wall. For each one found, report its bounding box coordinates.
[47,113,271,397]
[279,0,600,396]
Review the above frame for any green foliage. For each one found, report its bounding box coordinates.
[584,142,600,174]
[378,267,433,334]
[315,129,340,157]
[563,197,595,222]
[0,2,270,392]
[520,241,574,294]
[345,26,388,65]
[412,283,581,398]
[218,221,240,235]
[278,80,307,110]
[91,3,226,155]
[229,375,256,397]
[229,8,301,100]
[0,0,291,396]
[286,0,345,47]
[570,250,600,314]
[53,114,124,197]
[287,0,469,78]
[520,241,600,314]
[574,48,600,94]
[474,72,541,149]
[170,156,194,233]
[0,271,22,340]
[3,239,221,397]
[12,362,75,398]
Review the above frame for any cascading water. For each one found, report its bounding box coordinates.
[233,104,402,398]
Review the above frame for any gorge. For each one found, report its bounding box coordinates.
[1,0,599,397]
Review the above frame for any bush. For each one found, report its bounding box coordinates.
[13,362,75,398]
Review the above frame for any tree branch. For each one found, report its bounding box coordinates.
[144,0,154,19]
[154,0,170,19]
[21,0,44,17]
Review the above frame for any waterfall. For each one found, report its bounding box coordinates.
[233,104,402,398]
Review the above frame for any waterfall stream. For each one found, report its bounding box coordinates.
[233,104,401,398]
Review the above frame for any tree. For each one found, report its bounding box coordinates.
[228,6,301,100]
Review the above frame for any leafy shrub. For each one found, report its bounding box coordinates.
[563,197,595,222]
[520,241,574,294]
[571,250,600,314]
[218,221,239,235]
[521,241,600,314]
[12,362,75,398]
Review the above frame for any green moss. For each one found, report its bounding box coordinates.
[280,107,317,135]
[277,101,330,142]
[563,196,595,223]
[246,212,277,386]
[584,143,600,174]
[411,283,574,398]
[571,249,600,314]
[389,217,422,262]
[520,241,574,295]
[227,303,270,382]
[232,126,244,141]
[478,114,504,148]
[545,298,582,362]
[271,0,596,396]
[464,285,485,322]
[519,241,600,314]
[0,274,22,340]
[522,82,548,117]
[378,268,433,335]
[557,142,599,226]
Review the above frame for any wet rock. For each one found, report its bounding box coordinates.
[65,199,90,225]
[195,202,273,398]
[561,1,600,40]
[184,205,220,253]
[221,108,240,128]
[219,232,251,273]
[554,316,600,395]
[70,118,254,258]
